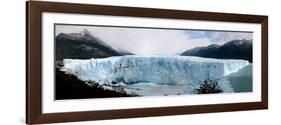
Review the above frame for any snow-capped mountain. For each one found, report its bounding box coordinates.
[56,29,121,60]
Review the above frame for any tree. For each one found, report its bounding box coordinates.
[195,78,223,94]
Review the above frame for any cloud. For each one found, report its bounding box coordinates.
[184,30,252,45]
[56,25,211,55]
[56,25,252,55]
[90,27,213,55]
[185,31,214,39]
[210,32,252,44]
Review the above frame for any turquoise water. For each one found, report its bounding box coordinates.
[225,64,252,92]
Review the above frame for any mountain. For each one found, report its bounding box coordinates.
[116,48,134,55]
[181,39,252,62]
[56,29,121,60]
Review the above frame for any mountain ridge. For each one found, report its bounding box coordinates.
[181,39,252,62]
[56,29,123,60]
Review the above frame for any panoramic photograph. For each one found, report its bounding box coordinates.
[55,24,253,100]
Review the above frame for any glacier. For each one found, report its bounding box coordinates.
[62,55,249,93]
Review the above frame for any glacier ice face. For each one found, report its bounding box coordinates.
[62,55,249,88]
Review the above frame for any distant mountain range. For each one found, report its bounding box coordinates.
[56,29,133,60]
[181,39,252,62]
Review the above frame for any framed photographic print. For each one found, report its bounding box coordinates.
[26,1,268,124]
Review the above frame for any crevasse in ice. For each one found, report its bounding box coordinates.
[62,55,249,87]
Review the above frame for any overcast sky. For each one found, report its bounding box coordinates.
[55,25,252,55]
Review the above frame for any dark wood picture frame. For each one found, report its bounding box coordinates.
[26,1,268,124]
